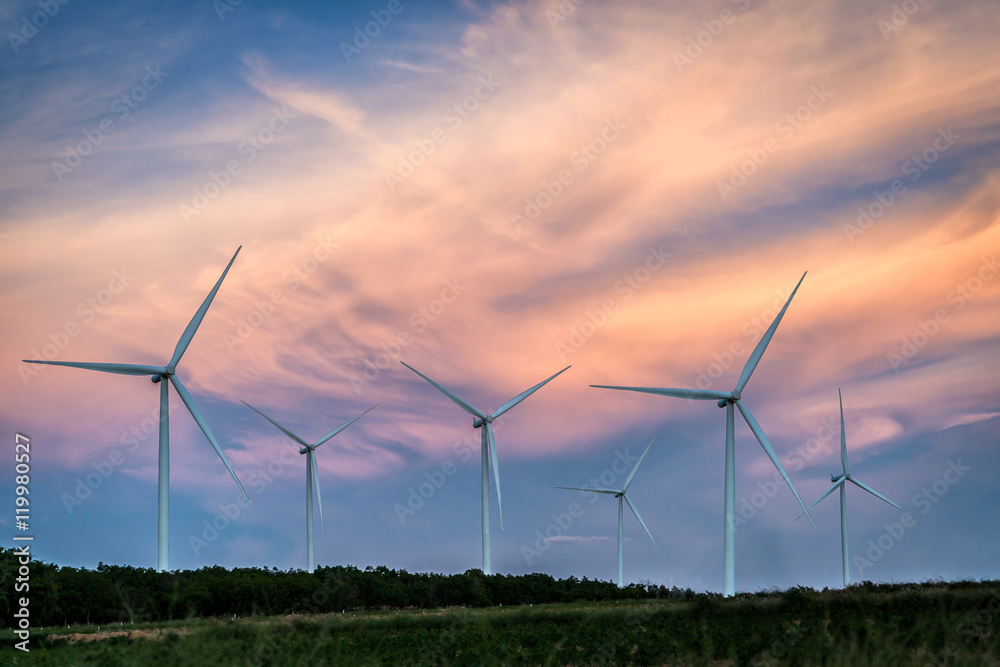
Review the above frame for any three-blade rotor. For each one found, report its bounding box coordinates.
[590,272,813,524]
[402,362,571,527]
[243,402,377,530]
[799,390,912,520]
[23,247,249,502]
[556,437,659,552]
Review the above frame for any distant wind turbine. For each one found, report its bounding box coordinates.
[242,402,377,573]
[401,361,570,574]
[556,437,660,587]
[591,272,814,597]
[798,389,912,587]
[24,247,247,572]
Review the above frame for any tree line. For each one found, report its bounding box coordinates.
[0,548,694,627]
[4,548,996,632]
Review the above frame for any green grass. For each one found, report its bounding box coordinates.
[3,583,1000,665]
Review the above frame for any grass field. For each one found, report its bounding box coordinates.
[3,581,999,665]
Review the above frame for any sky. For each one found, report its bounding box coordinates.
[1,0,999,595]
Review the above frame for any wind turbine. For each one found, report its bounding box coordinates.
[799,389,912,587]
[556,437,660,587]
[591,272,814,597]
[401,361,570,575]
[242,402,377,573]
[23,247,248,572]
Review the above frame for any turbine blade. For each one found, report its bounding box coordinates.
[310,450,324,533]
[734,271,806,393]
[168,246,241,369]
[848,477,914,518]
[491,366,571,419]
[21,360,167,376]
[400,362,487,420]
[736,399,814,526]
[590,385,732,401]
[624,495,659,553]
[170,376,250,503]
[623,437,655,492]
[795,478,844,520]
[486,422,503,529]
[241,401,310,447]
[314,404,378,448]
[839,389,848,474]
[554,486,620,494]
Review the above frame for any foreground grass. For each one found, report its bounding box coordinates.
[3,584,999,666]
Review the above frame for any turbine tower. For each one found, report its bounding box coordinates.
[242,402,377,573]
[401,361,570,574]
[799,389,912,587]
[591,272,814,597]
[556,437,659,587]
[24,247,248,572]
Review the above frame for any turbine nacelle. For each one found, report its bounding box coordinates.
[151,369,174,384]
[401,360,571,573]
[22,246,247,572]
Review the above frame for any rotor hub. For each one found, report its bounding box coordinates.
[152,368,175,383]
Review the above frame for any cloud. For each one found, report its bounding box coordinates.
[941,412,1000,430]
[242,53,370,140]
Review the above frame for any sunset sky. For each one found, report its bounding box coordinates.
[2,0,998,594]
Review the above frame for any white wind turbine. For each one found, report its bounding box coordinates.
[401,361,570,574]
[799,389,912,587]
[242,402,377,573]
[556,438,660,587]
[591,272,814,597]
[24,247,247,572]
